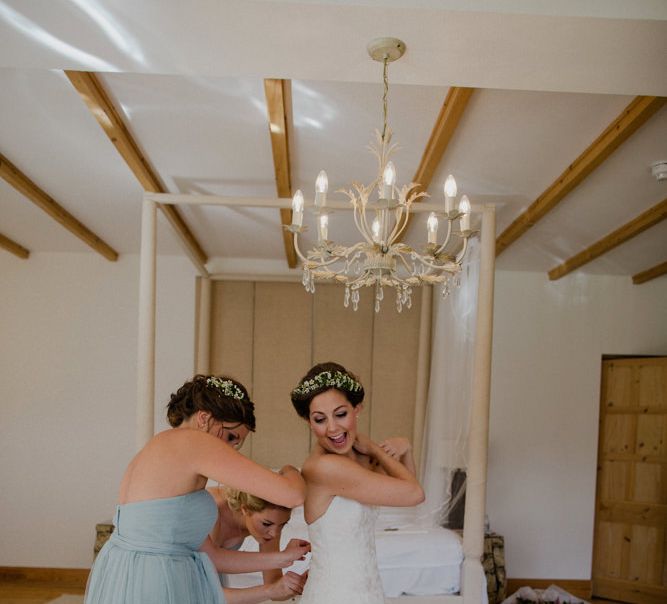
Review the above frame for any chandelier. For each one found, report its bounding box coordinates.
[286,38,473,312]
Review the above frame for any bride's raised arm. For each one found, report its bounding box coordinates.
[303,436,423,508]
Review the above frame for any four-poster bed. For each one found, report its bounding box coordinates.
[135,192,496,604]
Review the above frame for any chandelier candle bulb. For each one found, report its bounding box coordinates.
[459,195,471,232]
[444,174,457,215]
[315,170,328,207]
[291,190,304,227]
[318,214,329,242]
[372,217,381,243]
[427,212,439,244]
[383,161,397,200]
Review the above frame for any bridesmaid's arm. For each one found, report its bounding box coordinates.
[223,571,307,603]
[259,536,282,585]
[200,537,301,574]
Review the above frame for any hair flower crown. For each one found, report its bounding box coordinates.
[293,370,362,397]
[206,377,246,401]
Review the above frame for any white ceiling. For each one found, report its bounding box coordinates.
[0,0,666,279]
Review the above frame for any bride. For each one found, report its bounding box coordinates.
[290,362,424,604]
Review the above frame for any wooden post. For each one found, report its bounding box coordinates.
[462,205,496,603]
[136,197,157,450]
[195,276,212,374]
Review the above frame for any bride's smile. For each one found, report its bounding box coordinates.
[308,389,362,456]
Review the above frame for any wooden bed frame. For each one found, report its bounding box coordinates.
[136,192,497,604]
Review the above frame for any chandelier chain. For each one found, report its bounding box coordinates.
[381,56,389,143]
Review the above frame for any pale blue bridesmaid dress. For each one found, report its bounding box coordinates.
[85,490,225,604]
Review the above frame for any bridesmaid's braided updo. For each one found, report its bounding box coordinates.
[166,374,256,431]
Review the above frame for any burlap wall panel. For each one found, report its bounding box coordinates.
[252,282,312,468]
[209,281,255,458]
[312,284,374,437]
[369,287,422,442]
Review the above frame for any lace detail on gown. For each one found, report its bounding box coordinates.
[300,496,385,604]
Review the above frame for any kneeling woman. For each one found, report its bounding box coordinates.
[85,375,305,604]
[290,362,424,604]
[205,487,309,600]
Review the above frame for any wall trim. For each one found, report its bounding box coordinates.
[506,578,592,600]
[0,566,89,587]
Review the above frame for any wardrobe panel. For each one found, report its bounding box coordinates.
[312,284,374,437]
[370,288,422,442]
[252,282,312,468]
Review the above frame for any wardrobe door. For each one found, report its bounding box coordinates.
[370,288,422,443]
[312,283,374,437]
[210,281,255,457]
[252,282,312,468]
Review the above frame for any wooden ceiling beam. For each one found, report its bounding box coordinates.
[496,96,666,256]
[0,231,29,259]
[64,71,208,270]
[632,261,667,285]
[413,87,475,191]
[264,78,297,269]
[548,197,667,280]
[398,87,474,241]
[0,153,118,260]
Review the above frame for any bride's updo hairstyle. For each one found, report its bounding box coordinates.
[291,361,364,419]
[167,374,256,431]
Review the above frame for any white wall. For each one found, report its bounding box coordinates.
[487,270,667,579]
[1,254,666,574]
[0,252,196,567]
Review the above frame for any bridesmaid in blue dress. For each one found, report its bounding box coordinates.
[85,374,306,604]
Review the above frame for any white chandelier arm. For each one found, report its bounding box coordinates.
[434,220,454,256]
[386,205,406,244]
[307,241,367,271]
[411,250,461,273]
[455,236,470,264]
[394,249,417,274]
[389,201,413,243]
[357,203,377,245]
[293,232,310,264]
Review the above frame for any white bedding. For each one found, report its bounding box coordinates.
[225,505,466,598]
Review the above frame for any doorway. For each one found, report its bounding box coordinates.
[592,356,667,604]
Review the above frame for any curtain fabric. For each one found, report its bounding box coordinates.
[419,238,480,527]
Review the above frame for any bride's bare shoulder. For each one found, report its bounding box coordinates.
[302,451,358,483]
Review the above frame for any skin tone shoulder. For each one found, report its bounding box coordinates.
[300,389,424,524]
[118,410,304,509]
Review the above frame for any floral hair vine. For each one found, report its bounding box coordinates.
[292,370,362,397]
[206,377,246,401]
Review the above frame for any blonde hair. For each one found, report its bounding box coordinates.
[224,488,289,514]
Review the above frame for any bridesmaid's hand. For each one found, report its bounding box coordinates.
[379,436,411,460]
[352,432,375,456]
[278,538,310,567]
[269,570,308,601]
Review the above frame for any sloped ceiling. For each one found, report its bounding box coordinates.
[0,0,666,281]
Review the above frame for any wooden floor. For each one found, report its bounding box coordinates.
[0,582,84,604]
[0,581,627,604]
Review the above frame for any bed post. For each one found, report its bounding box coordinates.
[461,205,496,603]
[195,276,212,374]
[136,196,157,450]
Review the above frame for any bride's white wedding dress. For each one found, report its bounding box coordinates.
[300,495,385,604]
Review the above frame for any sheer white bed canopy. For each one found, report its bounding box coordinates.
[134,188,496,604]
